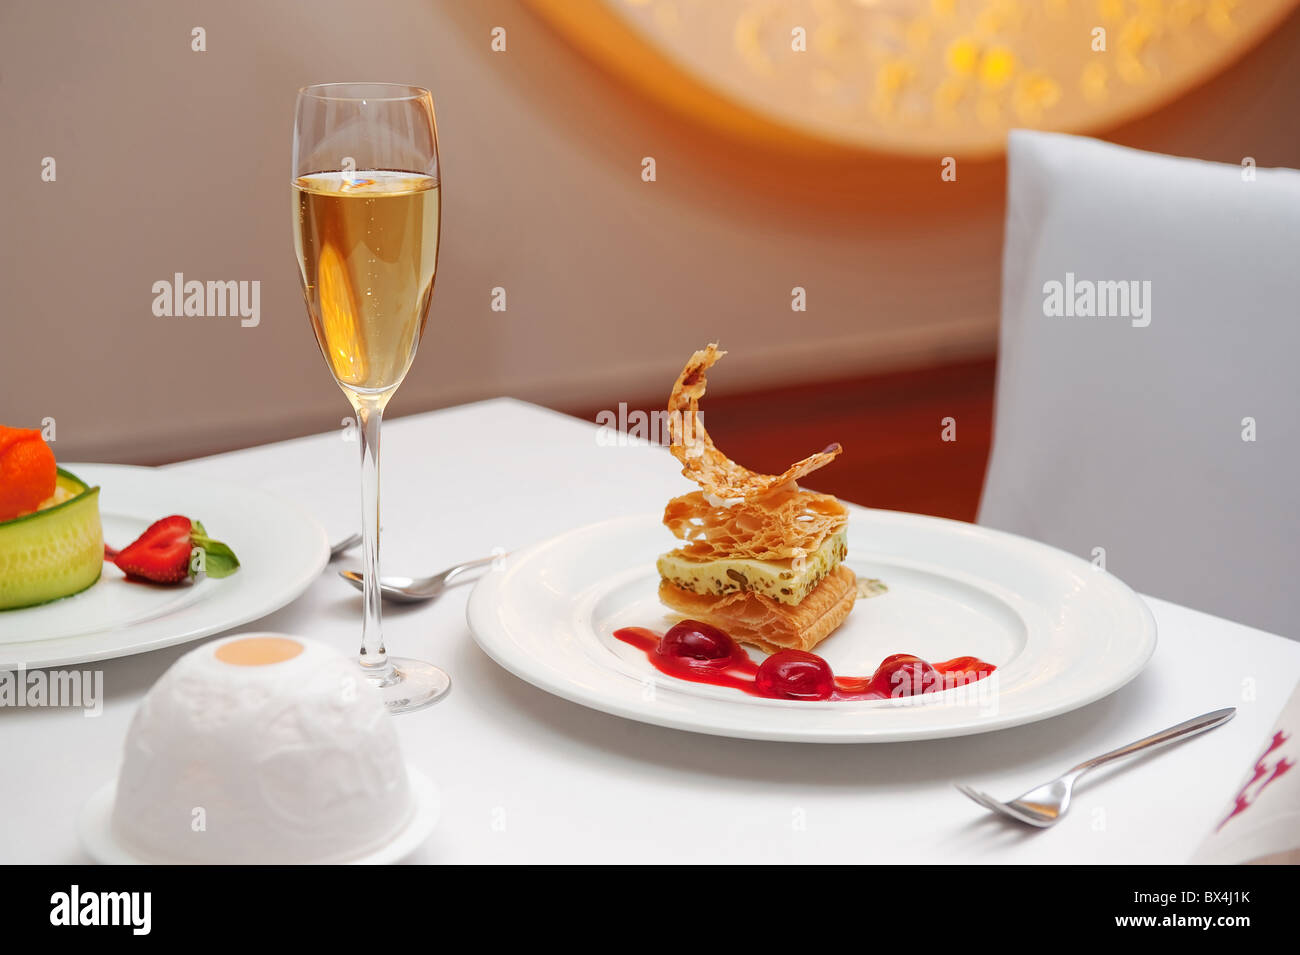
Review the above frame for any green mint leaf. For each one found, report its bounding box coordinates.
[199,539,240,578]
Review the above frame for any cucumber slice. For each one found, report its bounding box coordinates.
[0,467,104,611]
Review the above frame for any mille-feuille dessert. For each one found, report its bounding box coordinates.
[656,344,857,654]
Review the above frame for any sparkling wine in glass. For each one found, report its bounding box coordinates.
[292,82,448,712]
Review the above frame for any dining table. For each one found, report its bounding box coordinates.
[3,397,1297,864]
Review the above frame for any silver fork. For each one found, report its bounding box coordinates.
[956,707,1236,828]
[329,533,362,560]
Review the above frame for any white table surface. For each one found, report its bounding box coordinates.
[3,398,1298,864]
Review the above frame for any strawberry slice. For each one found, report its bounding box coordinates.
[110,515,240,584]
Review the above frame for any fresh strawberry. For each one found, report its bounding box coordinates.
[109,515,240,584]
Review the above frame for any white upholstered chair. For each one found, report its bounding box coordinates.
[979,131,1300,638]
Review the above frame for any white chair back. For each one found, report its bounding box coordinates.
[979,131,1300,639]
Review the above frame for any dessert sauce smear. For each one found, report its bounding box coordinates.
[613,621,995,702]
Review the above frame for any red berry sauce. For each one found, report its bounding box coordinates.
[613,620,995,702]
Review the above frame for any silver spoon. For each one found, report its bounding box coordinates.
[339,554,499,604]
[956,707,1237,828]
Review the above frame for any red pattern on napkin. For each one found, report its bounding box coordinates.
[1218,730,1294,831]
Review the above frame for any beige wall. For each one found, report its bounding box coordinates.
[3,0,1298,464]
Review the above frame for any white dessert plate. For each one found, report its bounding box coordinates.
[77,766,440,865]
[466,510,1158,743]
[0,464,329,669]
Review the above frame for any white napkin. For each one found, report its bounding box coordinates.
[1190,681,1300,864]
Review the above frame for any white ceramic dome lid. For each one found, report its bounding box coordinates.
[110,633,414,864]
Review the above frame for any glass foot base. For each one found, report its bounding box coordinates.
[362,658,452,714]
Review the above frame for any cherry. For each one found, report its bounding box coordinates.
[869,653,940,698]
[756,650,835,700]
[657,620,739,668]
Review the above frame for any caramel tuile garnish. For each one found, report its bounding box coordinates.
[666,343,842,501]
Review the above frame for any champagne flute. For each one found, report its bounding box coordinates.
[292,82,448,712]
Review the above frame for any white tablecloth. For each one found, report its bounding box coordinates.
[3,399,1297,863]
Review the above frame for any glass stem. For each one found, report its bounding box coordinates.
[356,398,388,674]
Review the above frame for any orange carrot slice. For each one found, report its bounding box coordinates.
[0,427,58,521]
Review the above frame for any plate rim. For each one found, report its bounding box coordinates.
[0,463,329,670]
[466,509,1158,743]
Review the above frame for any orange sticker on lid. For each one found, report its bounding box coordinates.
[214,636,305,667]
